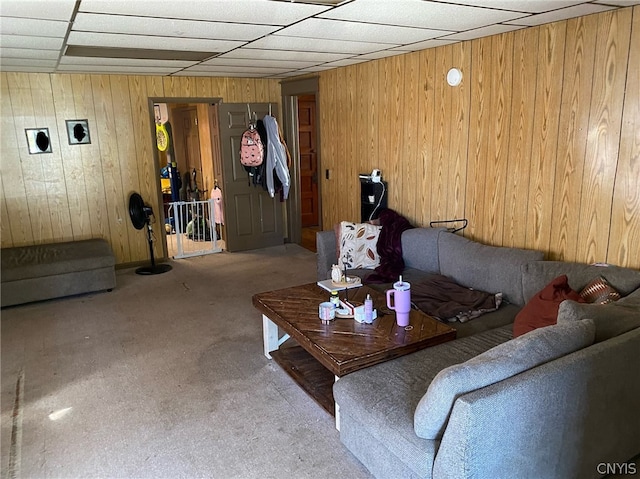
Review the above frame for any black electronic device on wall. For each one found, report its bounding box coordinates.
[360,173,387,222]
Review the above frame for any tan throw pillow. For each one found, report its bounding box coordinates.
[339,221,381,269]
[579,276,621,304]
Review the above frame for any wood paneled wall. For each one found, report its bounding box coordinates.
[0,74,280,264]
[318,7,640,269]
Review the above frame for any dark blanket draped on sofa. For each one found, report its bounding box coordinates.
[364,208,413,284]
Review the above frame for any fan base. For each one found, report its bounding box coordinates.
[135,264,173,275]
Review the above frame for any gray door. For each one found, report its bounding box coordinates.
[218,103,283,252]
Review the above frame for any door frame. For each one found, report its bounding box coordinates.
[280,77,321,246]
[148,97,222,259]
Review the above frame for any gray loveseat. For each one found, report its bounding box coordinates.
[316,227,640,479]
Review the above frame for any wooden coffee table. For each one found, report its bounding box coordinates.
[252,282,456,422]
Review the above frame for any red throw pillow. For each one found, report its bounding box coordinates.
[513,275,585,337]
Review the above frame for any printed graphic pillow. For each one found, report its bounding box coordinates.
[339,221,382,269]
[558,287,640,342]
[579,276,621,304]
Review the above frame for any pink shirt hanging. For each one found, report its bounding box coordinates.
[210,187,224,225]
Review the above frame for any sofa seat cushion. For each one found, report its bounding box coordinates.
[338,410,437,479]
[521,261,640,304]
[333,325,512,476]
[359,267,474,295]
[558,287,640,342]
[451,304,520,338]
[414,319,596,440]
[437,232,544,306]
[1,239,115,282]
[411,274,502,323]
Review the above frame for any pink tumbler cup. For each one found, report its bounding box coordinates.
[386,276,411,327]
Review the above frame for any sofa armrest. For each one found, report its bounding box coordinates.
[433,328,640,479]
[316,230,337,280]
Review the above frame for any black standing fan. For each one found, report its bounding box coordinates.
[129,192,172,275]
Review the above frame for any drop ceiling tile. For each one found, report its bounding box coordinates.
[441,24,524,41]
[57,64,182,74]
[391,39,459,51]
[173,70,269,77]
[0,17,69,37]
[356,49,405,61]
[269,71,306,78]
[66,31,245,53]
[72,13,280,41]
[78,0,329,25]
[274,18,449,44]
[0,48,59,60]
[296,64,339,73]
[593,0,640,5]
[505,3,615,26]
[59,56,198,68]
[0,35,64,50]
[320,57,371,68]
[439,0,589,14]
[319,0,525,31]
[0,59,58,68]
[247,35,393,54]
[0,0,634,78]
[201,57,318,69]
[0,0,76,21]
[185,65,291,74]
[220,49,348,63]
[0,65,56,73]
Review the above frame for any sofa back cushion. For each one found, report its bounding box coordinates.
[437,233,544,306]
[401,228,442,274]
[414,318,596,440]
[558,287,640,343]
[521,261,640,304]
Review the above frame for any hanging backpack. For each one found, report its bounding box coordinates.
[239,124,264,186]
[240,127,263,167]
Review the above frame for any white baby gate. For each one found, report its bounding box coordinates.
[165,199,222,259]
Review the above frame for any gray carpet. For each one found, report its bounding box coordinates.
[1,244,372,479]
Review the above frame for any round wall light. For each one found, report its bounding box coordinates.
[447,68,463,87]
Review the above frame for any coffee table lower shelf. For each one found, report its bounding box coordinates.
[270,345,336,416]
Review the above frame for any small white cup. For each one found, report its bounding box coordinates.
[319,302,336,322]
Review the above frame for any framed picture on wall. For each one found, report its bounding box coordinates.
[66,119,91,145]
[25,128,52,154]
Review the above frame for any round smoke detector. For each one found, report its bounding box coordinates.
[447,68,463,87]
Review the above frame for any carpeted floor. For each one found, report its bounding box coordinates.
[1,244,371,479]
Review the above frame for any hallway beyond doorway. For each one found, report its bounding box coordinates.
[301,226,319,253]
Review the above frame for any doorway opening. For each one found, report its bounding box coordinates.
[150,99,285,257]
[151,99,226,258]
[281,77,321,253]
[298,94,320,252]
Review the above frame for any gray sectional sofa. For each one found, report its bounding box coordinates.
[316,227,640,479]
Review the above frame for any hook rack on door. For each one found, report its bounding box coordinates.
[246,103,258,129]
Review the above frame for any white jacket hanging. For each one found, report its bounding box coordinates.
[263,114,290,200]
